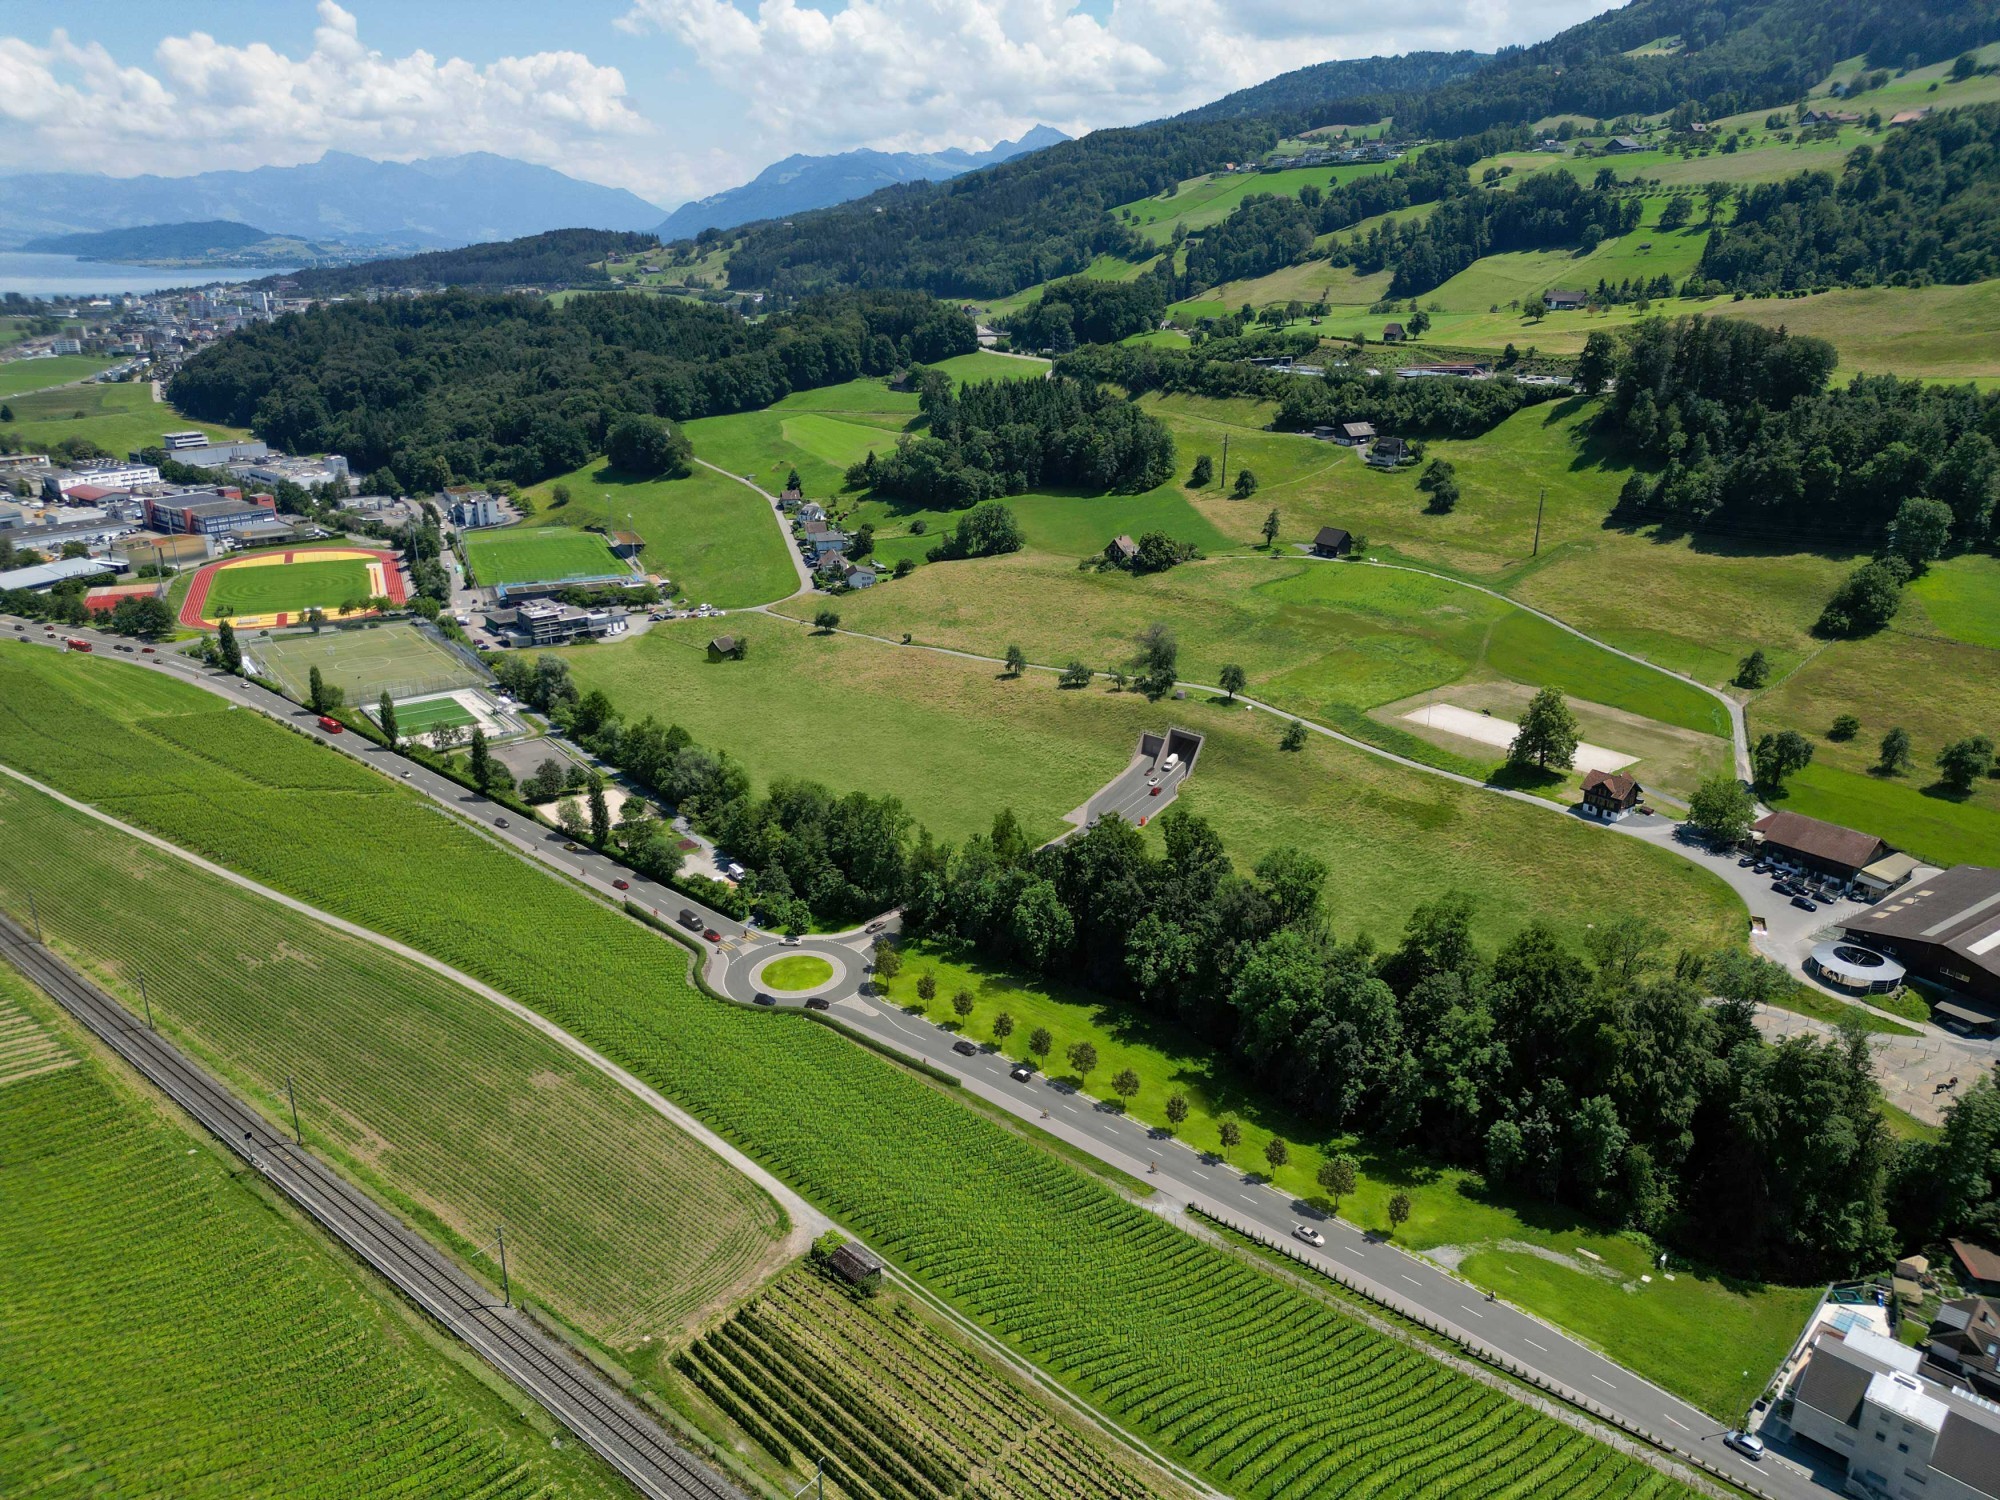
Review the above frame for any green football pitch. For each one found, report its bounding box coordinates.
[394,697,479,734]
[206,558,374,619]
[250,624,486,705]
[465,528,623,587]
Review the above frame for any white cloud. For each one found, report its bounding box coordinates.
[0,4,656,194]
[617,0,1607,164]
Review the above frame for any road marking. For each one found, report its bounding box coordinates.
[1401,1275,1422,1287]
[1523,1338,1547,1352]
[1240,1195,1258,1205]
[1463,1307,1484,1318]
[1590,1374,1616,1389]
[1663,1414,1689,1431]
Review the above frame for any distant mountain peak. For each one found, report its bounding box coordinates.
[657,126,1071,241]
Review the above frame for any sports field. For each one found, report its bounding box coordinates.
[182,547,405,629]
[465,527,625,588]
[249,621,486,705]
[395,695,480,734]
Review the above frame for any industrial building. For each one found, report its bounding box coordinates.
[1844,865,2000,1027]
[0,557,120,592]
[142,490,280,538]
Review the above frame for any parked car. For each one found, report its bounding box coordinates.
[1010,1063,1034,1081]
[805,996,831,1011]
[612,878,630,890]
[1738,856,1757,867]
[1723,1430,1764,1462]
[952,1039,979,1057]
[1792,895,1818,912]
[677,909,703,930]
[1293,1225,1326,1248]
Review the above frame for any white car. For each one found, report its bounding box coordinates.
[1293,1225,1325,1248]
[1722,1430,1764,1462]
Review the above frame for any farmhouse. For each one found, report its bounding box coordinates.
[1579,769,1642,820]
[1311,526,1352,558]
[1782,1323,2000,1500]
[1844,864,2000,1017]
[1366,436,1411,469]
[1751,809,1889,884]
[1545,289,1588,311]
[1382,322,1407,343]
[1105,534,1139,564]
[707,634,744,661]
[1604,136,1645,153]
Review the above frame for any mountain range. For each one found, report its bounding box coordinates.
[655,126,1070,240]
[0,152,665,250]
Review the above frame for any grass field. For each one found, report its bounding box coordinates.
[1717,282,2000,381]
[0,776,790,1357]
[465,527,624,589]
[1120,160,1402,245]
[758,955,833,991]
[395,695,479,733]
[884,939,1820,1419]
[249,622,487,705]
[518,463,796,607]
[555,612,1742,953]
[678,1264,1196,1498]
[0,647,1705,1500]
[0,963,627,1500]
[0,378,246,459]
[0,353,115,396]
[205,555,376,619]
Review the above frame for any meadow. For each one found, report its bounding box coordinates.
[205,555,376,619]
[556,612,1742,952]
[0,775,790,1355]
[0,646,1711,1498]
[0,353,115,397]
[464,526,624,588]
[1121,160,1402,244]
[0,378,246,458]
[884,939,1821,1420]
[0,964,626,1500]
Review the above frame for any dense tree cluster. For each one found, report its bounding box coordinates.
[1601,314,2000,545]
[849,376,1175,507]
[1377,172,1642,297]
[1698,106,2000,291]
[1005,276,1170,350]
[168,290,975,488]
[268,229,659,295]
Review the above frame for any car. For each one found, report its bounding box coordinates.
[495,818,510,828]
[781,935,802,947]
[678,909,702,930]
[703,929,721,943]
[141,647,154,654]
[1792,895,1818,912]
[952,1039,979,1057]
[401,769,412,778]
[563,841,579,851]
[612,878,630,890]
[1772,879,1797,896]
[1738,856,1757,867]
[1293,1225,1326,1248]
[753,992,775,1006]
[1010,1063,1034,1081]
[1150,783,1163,796]
[115,643,133,652]
[865,920,886,933]
[805,995,831,1011]
[1722,1430,1765,1462]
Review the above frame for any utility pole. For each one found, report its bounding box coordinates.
[26,892,41,943]
[1220,434,1230,493]
[1532,486,1546,557]
[496,1224,511,1309]
[287,1074,301,1145]
[138,971,153,1031]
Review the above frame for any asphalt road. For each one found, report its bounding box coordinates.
[8,622,1828,1498]
[1076,754,1189,832]
[0,909,744,1500]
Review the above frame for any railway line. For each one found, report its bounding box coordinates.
[0,909,746,1500]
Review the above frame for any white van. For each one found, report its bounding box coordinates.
[1161,753,1181,775]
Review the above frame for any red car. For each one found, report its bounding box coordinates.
[703,929,721,943]
[1149,783,1163,796]
[612,878,630,890]
[141,647,155,654]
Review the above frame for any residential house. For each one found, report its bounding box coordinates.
[1604,136,1645,153]
[1890,109,1932,127]
[1105,534,1139,565]
[1928,1297,2000,1399]
[1382,322,1407,343]
[1336,421,1375,446]
[1579,769,1642,820]
[797,501,828,524]
[779,486,803,508]
[1366,436,1410,469]
[1545,289,1588,311]
[845,566,878,589]
[1311,526,1352,558]
[1954,1242,2000,1298]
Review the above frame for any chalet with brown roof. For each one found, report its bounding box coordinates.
[1752,809,1890,883]
[1105,534,1139,564]
[1954,1240,2000,1297]
[1544,289,1588,311]
[1890,108,1932,127]
[1580,769,1642,820]
[1311,526,1352,558]
[1382,322,1406,343]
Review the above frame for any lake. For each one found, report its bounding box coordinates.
[0,252,299,298]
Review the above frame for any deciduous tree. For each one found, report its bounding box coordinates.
[1218,663,1247,702]
[1317,1154,1358,1212]
[1879,726,1914,775]
[1937,736,1995,795]
[1264,1137,1291,1173]
[1508,686,1579,771]
[1066,1040,1098,1082]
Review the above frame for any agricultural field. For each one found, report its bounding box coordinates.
[0,353,115,396]
[553,612,1741,952]
[0,647,1709,1496]
[0,964,627,1500]
[245,621,487,705]
[677,1264,1196,1499]
[464,527,625,589]
[519,462,797,608]
[0,776,791,1357]
[0,377,246,458]
[883,939,1822,1420]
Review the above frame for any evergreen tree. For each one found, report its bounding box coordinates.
[469,726,493,793]
[216,619,242,674]
[588,774,611,846]
[378,692,398,745]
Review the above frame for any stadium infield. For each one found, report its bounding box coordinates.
[180,547,407,630]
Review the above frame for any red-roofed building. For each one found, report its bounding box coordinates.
[1580,769,1643,820]
[1753,810,1891,883]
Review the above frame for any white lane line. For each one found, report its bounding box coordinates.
[1401,1275,1422,1287]
[1523,1338,1548,1352]
[1663,1414,1689,1432]
[1463,1307,1484,1318]
[1590,1374,1616,1390]
[1192,1169,1211,1179]
[1239,1195,1259,1205]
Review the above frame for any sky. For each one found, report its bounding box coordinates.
[0,0,1615,209]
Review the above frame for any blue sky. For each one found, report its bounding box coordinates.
[0,1,1613,207]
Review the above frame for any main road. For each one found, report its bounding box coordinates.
[5,620,1827,1500]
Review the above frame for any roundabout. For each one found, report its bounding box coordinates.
[746,948,849,1000]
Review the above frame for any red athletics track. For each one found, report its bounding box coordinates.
[178,547,407,630]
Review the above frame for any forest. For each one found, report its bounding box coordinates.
[167,289,975,489]
[847,375,1177,506]
[1596,315,2000,546]
[266,228,658,294]
[1003,275,1170,350]
[1697,106,2000,291]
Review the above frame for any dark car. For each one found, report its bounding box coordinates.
[495,818,510,828]
[678,909,703,930]
[1792,895,1818,912]
[753,992,775,1006]
[1010,1063,1034,1082]
[805,995,831,1011]
[952,1039,979,1057]
[612,878,630,890]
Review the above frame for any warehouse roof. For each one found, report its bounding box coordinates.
[1853,866,2000,969]
[0,556,118,591]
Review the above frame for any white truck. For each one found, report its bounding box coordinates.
[1160,752,1182,775]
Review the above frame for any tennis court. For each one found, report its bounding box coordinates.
[248,623,487,705]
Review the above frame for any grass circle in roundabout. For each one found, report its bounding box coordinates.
[758,954,836,992]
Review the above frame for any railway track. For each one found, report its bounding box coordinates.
[0,911,746,1500]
